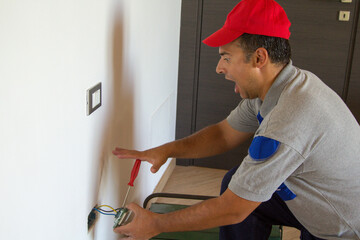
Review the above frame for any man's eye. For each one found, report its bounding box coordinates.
[219,56,230,62]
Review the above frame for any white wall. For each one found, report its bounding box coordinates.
[0,0,181,239]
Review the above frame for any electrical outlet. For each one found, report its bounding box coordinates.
[339,11,350,21]
[87,204,98,232]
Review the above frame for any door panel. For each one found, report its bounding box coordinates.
[347,14,360,123]
[277,0,356,97]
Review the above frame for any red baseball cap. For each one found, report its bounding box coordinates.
[203,0,291,47]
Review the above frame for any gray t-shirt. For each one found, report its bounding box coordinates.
[227,61,360,239]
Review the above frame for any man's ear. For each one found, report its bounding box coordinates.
[254,48,268,68]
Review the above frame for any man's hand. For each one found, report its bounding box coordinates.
[113,203,161,240]
[112,147,168,173]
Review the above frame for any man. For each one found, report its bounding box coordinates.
[113,0,360,239]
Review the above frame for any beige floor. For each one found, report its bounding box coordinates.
[158,166,300,240]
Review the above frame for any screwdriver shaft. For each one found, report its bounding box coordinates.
[122,186,131,208]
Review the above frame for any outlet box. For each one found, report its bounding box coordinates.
[88,204,98,232]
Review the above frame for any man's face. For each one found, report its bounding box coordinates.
[216,42,259,99]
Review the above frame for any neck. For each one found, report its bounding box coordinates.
[258,63,285,101]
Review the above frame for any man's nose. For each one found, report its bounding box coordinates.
[216,60,224,74]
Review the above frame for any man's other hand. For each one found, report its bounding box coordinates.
[112,147,168,173]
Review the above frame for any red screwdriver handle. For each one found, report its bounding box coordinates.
[128,159,141,186]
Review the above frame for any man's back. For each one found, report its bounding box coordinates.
[267,65,360,239]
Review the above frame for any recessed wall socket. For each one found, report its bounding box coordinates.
[87,83,102,116]
[88,204,98,232]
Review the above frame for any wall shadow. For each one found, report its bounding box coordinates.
[90,2,136,239]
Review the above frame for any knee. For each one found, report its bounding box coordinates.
[221,165,240,195]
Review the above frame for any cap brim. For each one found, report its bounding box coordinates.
[202,27,244,47]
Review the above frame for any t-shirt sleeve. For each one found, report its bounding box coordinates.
[226,99,259,133]
[228,141,305,202]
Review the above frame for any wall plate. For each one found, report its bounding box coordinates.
[86,82,102,116]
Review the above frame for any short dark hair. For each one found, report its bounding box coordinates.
[235,33,291,66]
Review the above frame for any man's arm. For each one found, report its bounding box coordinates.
[114,189,261,239]
[113,119,253,173]
[161,119,253,159]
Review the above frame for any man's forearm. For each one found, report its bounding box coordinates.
[151,120,251,160]
[136,120,252,171]
[155,197,238,233]
[161,125,229,159]
[153,189,260,234]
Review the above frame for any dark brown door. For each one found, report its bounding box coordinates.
[347,11,360,123]
[176,0,359,170]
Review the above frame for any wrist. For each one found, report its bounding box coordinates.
[152,143,173,159]
[151,212,164,236]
